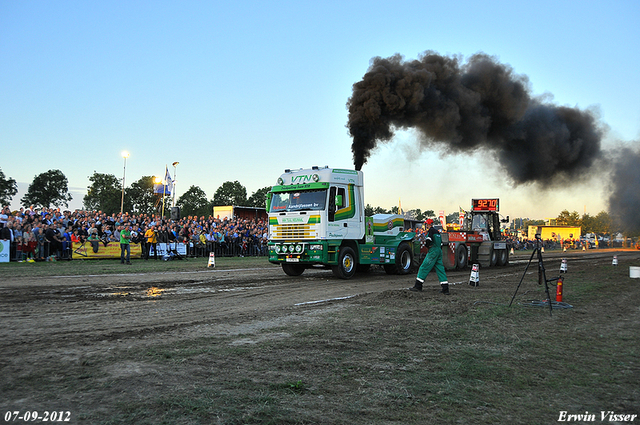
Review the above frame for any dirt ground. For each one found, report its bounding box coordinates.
[1,249,639,424]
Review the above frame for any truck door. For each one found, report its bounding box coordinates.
[328,184,363,240]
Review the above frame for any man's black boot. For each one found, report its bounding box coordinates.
[409,280,423,292]
[441,282,450,295]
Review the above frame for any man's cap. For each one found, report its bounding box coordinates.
[425,219,434,225]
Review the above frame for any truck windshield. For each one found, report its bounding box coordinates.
[472,214,488,231]
[270,189,327,212]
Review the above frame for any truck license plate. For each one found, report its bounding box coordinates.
[286,258,299,262]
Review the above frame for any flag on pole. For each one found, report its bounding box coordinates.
[153,166,173,195]
[164,166,173,195]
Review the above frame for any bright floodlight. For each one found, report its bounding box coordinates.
[154,176,162,184]
[122,151,130,159]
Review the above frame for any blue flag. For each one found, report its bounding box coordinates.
[153,166,173,196]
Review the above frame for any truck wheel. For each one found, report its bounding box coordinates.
[282,263,305,276]
[455,244,468,270]
[384,242,413,275]
[332,246,357,279]
[497,249,509,266]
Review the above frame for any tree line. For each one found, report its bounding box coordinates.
[84,172,273,217]
[0,168,271,217]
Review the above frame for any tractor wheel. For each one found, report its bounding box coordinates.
[497,249,509,266]
[478,242,497,268]
[282,263,305,276]
[332,246,357,279]
[455,244,468,270]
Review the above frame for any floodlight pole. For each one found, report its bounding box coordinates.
[172,161,179,207]
[120,151,129,215]
[162,182,166,218]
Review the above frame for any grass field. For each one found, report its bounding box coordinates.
[1,253,639,424]
[1,255,273,277]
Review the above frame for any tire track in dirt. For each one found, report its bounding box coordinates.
[1,250,637,366]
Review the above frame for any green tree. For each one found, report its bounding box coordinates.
[0,168,18,206]
[446,212,460,224]
[127,176,156,215]
[519,219,546,236]
[403,208,434,221]
[556,210,581,226]
[159,195,173,218]
[21,169,72,208]
[422,209,436,219]
[212,181,247,206]
[581,213,596,235]
[83,172,122,214]
[246,186,271,208]
[523,219,545,227]
[177,185,210,217]
[592,211,612,235]
[364,204,374,217]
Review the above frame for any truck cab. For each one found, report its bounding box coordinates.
[267,166,417,279]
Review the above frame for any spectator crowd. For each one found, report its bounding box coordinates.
[0,205,269,262]
[1,205,626,263]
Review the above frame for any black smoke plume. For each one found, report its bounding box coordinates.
[347,52,603,187]
[608,145,640,235]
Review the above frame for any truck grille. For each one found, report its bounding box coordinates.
[272,224,315,240]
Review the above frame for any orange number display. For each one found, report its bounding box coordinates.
[472,198,499,211]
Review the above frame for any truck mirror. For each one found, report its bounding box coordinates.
[265,194,271,212]
[335,194,343,208]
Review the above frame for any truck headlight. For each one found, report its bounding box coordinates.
[288,244,295,253]
[295,244,303,253]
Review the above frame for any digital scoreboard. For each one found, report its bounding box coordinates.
[471,198,499,212]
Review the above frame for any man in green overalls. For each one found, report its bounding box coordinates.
[409,219,450,295]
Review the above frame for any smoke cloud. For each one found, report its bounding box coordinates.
[608,145,640,234]
[347,52,603,187]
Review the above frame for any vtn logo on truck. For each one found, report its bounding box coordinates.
[291,174,318,184]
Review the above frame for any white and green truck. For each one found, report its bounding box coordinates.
[267,166,419,279]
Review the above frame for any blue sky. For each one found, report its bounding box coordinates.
[2,0,638,219]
